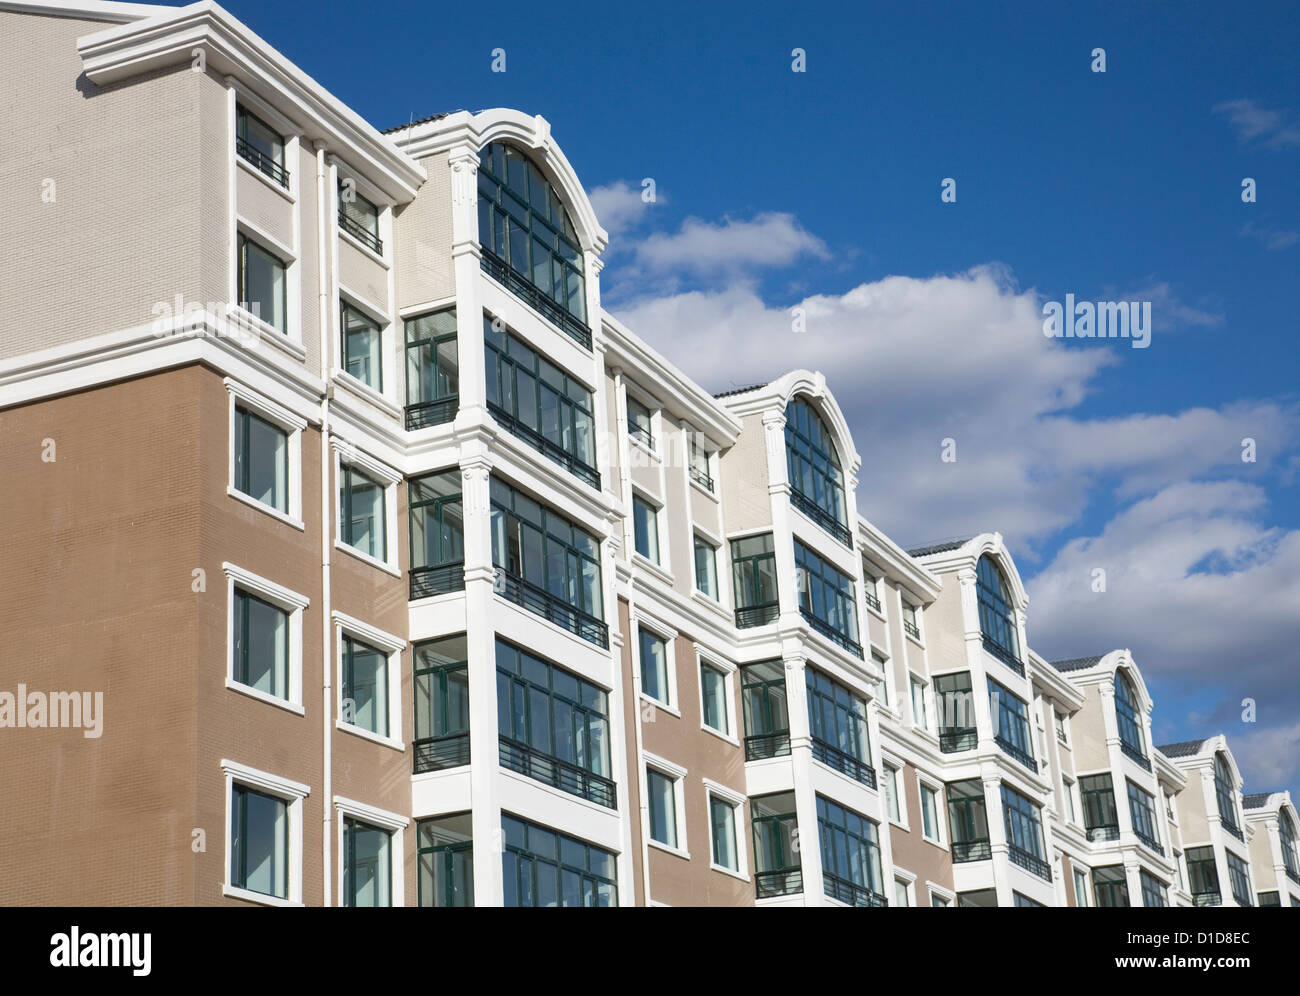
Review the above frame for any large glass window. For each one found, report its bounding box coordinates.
[920,785,940,840]
[404,308,458,429]
[976,554,1020,667]
[1073,868,1090,907]
[934,671,976,752]
[694,535,719,599]
[413,635,469,772]
[1127,779,1162,853]
[341,302,382,390]
[339,464,386,560]
[496,639,612,807]
[477,142,587,334]
[817,795,885,906]
[784,397,847,540]
[1214,753,1240,836]
[805,667,872,783]
[1226,851,1252,906]
[700,661,729,735]
[1114,670,1146,762]
[233,588,288,699]
[883,765,902,822]
[794,539,861,655]
[417,813,473,907]
[343,818,391,907]
[230,785,287,899]
[1001,784,1048,877]
[342,635,388,738]
[1093,865,1129,907]
[947,779,990,861]
[710,795,739,872]
[752,792,801,898]
[1080,773,1120,841]
[647,769,679,848]
[234,405,288,513]
[338,182,381,253]
[632,495,660,563]
[740,660,789,760]
[1187,846,1221,904]
[1139,869,1167,908]
[988,679,1035,770]
[732,534,778,627]
[235,104,286,187]
[639,630,669,705]
[237,233,286,333]
[1281,810,1299,880]
[626,397,654,449]
[484,316,597,484]
[501,814,617,907]
[408,470,464,597]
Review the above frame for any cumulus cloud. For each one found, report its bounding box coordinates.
[1212,98,1300,148]
[589,179,661,240]
[630,212,829,274]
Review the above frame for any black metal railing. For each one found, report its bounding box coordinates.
[755,869,802,899]
[499,737,616,809]
[994,735,1037,773]
[823,873,886,907]
[1222,821,1244,843]
[488,402,600,489]
[495,569,608,649]
[1135,830,1164,856]
[1120,740,1151,771]
[413,733,470,773]
[864,589,881,613]
[339,211,383,254]
[1193,891,1223,907]
[1231,891,1253,908]
[1008,846,1052,881]
[744,732,791,761]
[1086,825,1121,843]
[628,421,655,451]
[789,488,853,547]
[811,738,876,788]
[480,248,591,349]
[405,397,457,431]
[903,618,921,640]
[952,840,993,863]
[735,603,780,629]
[689,464,714,493]
[237,137,289,188]
[939,728,978,753]
[1287,868,1300,886]
[981,634,1024,676]
[1057,729,1069,746]
[800,608,864,659]
[409,563,464,601]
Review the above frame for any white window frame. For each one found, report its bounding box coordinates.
[1054,709,1070,745]
[625,387,661,462]
[902,598,923,641]
[882,761,908,830]
[918,776,945,846]
[631,488,664,568]
[221,758,309,907]
[863,568,884,616]
[334,162,393,268]
[692,531,721,601]
[1073,866,1091,907]
[893,867,917,907]
[222,562,308,714]
[697,651,738,745]
[334,795,409,908]
[872,651,892,708]
[635,617,679,715]
[333,610,406,751]
[225,378,306,530]
[332,438,401,577]
[644,752,689,859]
[1063,775,1079,826]
[336,287,395,409]
[927,882,955,907]
[703,778,748,880]
[910,674,930,732]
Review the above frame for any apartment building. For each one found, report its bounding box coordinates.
[0,0,1291,908]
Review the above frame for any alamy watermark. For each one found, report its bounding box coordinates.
[1042,293,1152,349]
[0,685,103,738]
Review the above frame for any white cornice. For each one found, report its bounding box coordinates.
[0,0,167,22]
[75,1,425,202]
[857,515,942,603]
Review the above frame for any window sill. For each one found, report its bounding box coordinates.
[710,863,750,883]
[867,602,887,622]
[225,678,305,715]
[339,224,390,268]
[628,433,660,464]
[236,153,296,205]
[690,589,729,619]
[922,835,947,851]
[640,692,680,719]
[701,723,741,749]
[889,818,911,833]
[228,305,306,362]
[333,367,401,420]
[226,485,305,531]
[648,839,691,861]
[904,630,926,650]
[334,538,401,578]
[223,884,301,908]
[689,475,718,502]
[631,552,674,586]
[335,718,404,752]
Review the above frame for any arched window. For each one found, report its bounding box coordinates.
[476,142,587,331]
[784,397,847,538]
[1214,753,1239,832]
[1281,809,1299,878]
[1113,671,1146,761]
[976,555,1020,665]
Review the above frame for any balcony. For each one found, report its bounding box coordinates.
[939,728,978,753]
[994,734,1037,773]
[488,402,600,490]
[755,869,802,899]
[1287,868,1300,887]
[1120,739,1151,771]
[981,634,1024,676]
[800,608,864,659]
[903,618,920,640]
[1008,845,1052,881]
[413,733,469,773]
[1134,830,1164,856]
[495,570,608,649]
[689,463,714,493]
[789,488,853,548]
[864,589,881,613]
[237,137,288,188]
[628,421,655,451]
[405,397,457,431]
[811,738,876,788]
[499,737,616,809]
[1193,891,1223,907]
[744,732,791,761]
[480,248,591,350]
[1222,821,1244,843]
[1086,824,1121,843]
[410,563,464,601]
[735,602,779,629]
[823,873,886,907]
[952,840,992,863]
[339,210,382,254]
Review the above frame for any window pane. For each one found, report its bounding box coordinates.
[344,637,388,738]
[648,770,677,848]
[711,797,738,871]
[343,305,382,390]
[232,786,287,899]
[236,407,288,513]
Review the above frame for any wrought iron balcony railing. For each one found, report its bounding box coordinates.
[488,402,600,489]
[1008,845,1052,881]
[499,737,616,809]
[811,738,876,788]
[339,211,383,254]
[237,137,289,188]
[1287,867,1300,886]
[413,733,470,773]
[1120,739,1151,771]
[1193,891,1223,907]
[755,869,802,899]
[800,608,864,658]
[823,873,886,907]
[952,840,993,862]
[1222,821,1244,843]
[864,589,881,613]
[628,421,655,451]
[994,734,1037,773]
[939,728,978,753]
[789,488,853,548]
[981,634,1025,676]
[494,570,608,649]
[480,248,592,349]
[1086,824,1121,843]
[744,732,791,761]
[689,463,714,492]
[735,602,780,629]
[903,618,920,640]
[1135,830,1164,856]
[410,562,464,601]
[404,397,457,431]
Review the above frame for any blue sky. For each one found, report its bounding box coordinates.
[226,0,1299,798]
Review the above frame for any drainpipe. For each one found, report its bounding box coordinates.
[314,139,333,907]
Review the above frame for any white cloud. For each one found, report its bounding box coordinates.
[1123,280,1223,329]
[630,212,829,274]
[1239,220,1300,252]
[589,179,661,240]
[1213,98,1300,148]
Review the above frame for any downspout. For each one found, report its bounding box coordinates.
[314,140,333,907]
